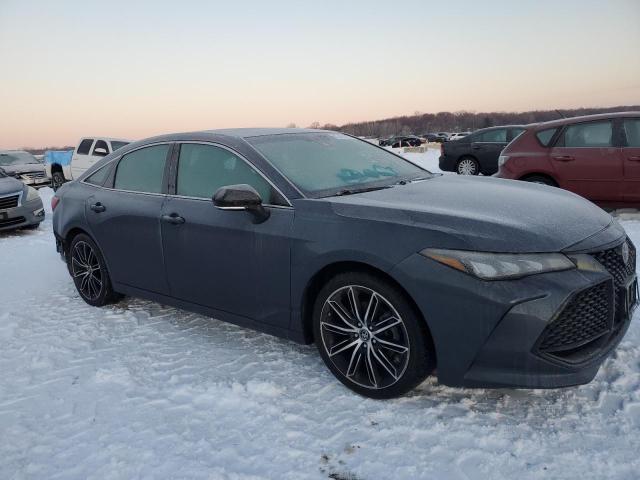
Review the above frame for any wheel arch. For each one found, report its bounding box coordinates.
[299,261,436,363]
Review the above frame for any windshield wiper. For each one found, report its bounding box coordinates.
[334,185,392,196]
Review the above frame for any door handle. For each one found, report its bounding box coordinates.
[471,145,481,150]
[90,202,106,213]
[628,156,640,162]
[552,155,575,162]
[161,213,185,225]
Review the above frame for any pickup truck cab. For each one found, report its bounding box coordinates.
[47,137,129,189]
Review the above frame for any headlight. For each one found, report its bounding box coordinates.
[25,186,40,202]
[421,248,575,280]
[567,253,607,273]
[498,155,510,167]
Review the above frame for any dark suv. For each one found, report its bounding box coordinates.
[439,126,526,175]
[496,112,640,207]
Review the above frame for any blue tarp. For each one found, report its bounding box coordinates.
[44,150,73,166]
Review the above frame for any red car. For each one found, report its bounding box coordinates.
[496,112,640,207]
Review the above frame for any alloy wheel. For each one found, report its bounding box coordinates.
[457,158,478,175]
[320,285,410,390]
[71,241,103,300]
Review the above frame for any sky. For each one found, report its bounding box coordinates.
[0,0,639,149]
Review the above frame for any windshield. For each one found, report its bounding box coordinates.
[111,141,129,151]
[0,168,6,177]
[0,151,41,166]
[248,132,431,197]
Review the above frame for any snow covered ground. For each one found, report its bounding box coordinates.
[1,185,640,480]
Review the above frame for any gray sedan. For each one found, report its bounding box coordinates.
[52,129,636,398]
[0,150,49,188]
[0,168,45,231]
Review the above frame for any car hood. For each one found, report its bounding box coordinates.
[1,164,45,175]
[325,175,618,253]
[0,176,26,196]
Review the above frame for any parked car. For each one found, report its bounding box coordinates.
[448,132,471,141]
[0,150,49,188]
[421,133,440,143]
[52,129,636,399]
[46,137,129,188]
[0,167,45,231]
[379,135,422,148]
[496,112,640,206]
[434,132,450,143]
[439,125,527,175]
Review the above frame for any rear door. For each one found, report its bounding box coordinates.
[70,138,94,179]
[85,143,172,295]
[549,119,622,202]
[471,128,509,173]
[621,118,640,203]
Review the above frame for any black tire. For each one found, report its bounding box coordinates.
[456,156,480,175]
[68,233,119,306]
[52,171,66,191]
[523,175,556,186]
[313,272,435,399]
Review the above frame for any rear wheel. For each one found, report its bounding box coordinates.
[69,233,119,306]
[523,175,556,186]
[456,157,479,175]
[313,272,435,399]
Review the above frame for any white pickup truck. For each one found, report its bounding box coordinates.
[46,137,129,190]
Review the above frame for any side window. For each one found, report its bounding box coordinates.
[623,119,640,147]
[77,139,94,155]
[114,145,170,193]
[536,128,558,146]
[561,121,613,147]
[91,140,110,157]
[176,144,285,205]
[510,128,526,140]
[84,164,113,186]
[479,129,507,142]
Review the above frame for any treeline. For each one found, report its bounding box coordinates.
[336,105,640,138]
[23,146,74,155]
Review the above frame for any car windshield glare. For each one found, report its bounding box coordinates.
[248,132,430,197]
[0,151,41,165]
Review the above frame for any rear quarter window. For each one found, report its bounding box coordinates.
[535,128,558,147]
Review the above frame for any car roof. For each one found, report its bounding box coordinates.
[533,111,640,130]
[204,128,326,138]
[0,150,32,154]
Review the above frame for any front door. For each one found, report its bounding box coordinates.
[549,119,623,202]
[621,118,640,203]
[71,138,95,179]
[160,143,293,329]
[85,143,172,294]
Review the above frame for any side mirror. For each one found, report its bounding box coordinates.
[93,147,108,157]
[213,184,270,224]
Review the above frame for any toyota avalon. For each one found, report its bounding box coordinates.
[52,129,637,398]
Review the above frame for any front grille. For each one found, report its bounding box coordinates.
[591,238,636,324]
[537,281,613,360]
[0,194,20,209]
[22,171,45,179]
[0,216,25,228]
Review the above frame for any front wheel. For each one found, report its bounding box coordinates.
[69,233,119,306]
[456,157,480,175]
[51,171,66,191]
[313,272,435,399]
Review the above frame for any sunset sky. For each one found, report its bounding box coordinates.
[1,0,639,149]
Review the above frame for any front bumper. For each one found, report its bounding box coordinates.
[0,197,45,231]
[391,240,636,389]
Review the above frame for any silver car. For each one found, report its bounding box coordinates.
[0,150,50,188]
[0,168,45,231]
